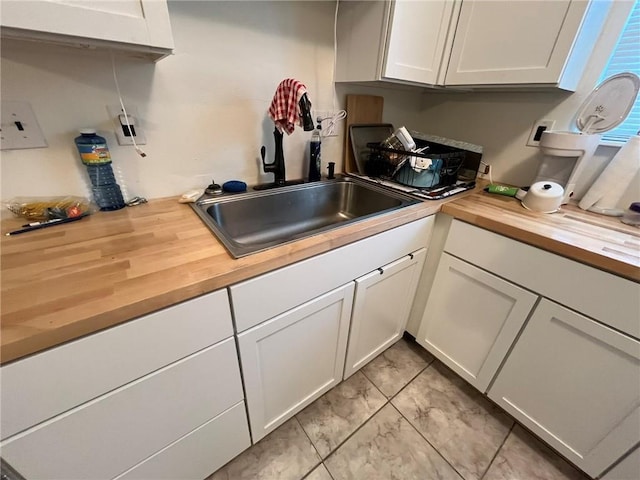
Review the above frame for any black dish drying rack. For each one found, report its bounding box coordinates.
[363,142,467,191]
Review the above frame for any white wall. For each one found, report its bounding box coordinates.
[2,0,637,211]
[0,1,351,202]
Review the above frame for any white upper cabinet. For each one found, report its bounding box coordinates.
[337,0,609,91]
[0,0,174,60]
[445,0,594,89]
[383,1,457,85]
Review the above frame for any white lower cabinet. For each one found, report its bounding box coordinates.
[238,283,354,442]
[344,248,427,379]
[115,401,250,480]
[415,217,640,478]
[601,446,640,480]
[230,217,433,443]
[0,339,248,480]
[415,253,537,392]
[0,289,250,480]
[488,299,640,478]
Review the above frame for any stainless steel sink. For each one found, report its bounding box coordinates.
[191,177,419,257]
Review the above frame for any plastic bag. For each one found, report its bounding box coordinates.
[5,196,97,222]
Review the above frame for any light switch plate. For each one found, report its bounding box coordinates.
[107,104,147,146]
[1,101,48,150]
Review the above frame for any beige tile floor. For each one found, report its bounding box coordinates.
[209,338,591,480]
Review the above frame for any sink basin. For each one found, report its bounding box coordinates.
[191,177,419,257]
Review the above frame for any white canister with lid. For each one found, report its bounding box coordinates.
[521,181,565,213]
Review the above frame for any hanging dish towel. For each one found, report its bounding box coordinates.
[268,78,308,135]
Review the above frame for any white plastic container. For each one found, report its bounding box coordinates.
[521,181,565,213]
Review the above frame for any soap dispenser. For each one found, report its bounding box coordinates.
[308,124,322,182]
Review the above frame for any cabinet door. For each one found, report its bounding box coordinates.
[416,253,537,392]
[238,283,354,443]
[1,0,174,50]
[601,446,640,480]
[383,0,457,85]
[444,0,588,85]
[488,299,640,478]
[344,249,426,379]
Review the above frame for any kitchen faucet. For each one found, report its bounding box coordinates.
[261,128,287,186]
[259,92,314,188]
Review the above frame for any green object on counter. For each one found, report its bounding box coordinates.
[486,184,519,197]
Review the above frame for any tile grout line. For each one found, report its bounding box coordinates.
[479,422,515,480]
[314,351,436,475]
[387,361,470,480]
[387,401,467,480]
[296,341,440,480]
[294,415,327,480]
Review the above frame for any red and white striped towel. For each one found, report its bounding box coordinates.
[268,78,308,135]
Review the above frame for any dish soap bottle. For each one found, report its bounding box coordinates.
[308,124,321,182]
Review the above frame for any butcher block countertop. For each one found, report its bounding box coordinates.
[1,184,638,364]
[442,190,640,282]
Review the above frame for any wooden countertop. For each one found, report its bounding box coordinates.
[2,184,638,365]
[0,194,441,365]
[442,190,640,282]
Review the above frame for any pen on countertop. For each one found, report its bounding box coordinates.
[22,218,65,227]
[5,215,88,236]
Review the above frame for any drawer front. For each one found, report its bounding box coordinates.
[1,289,233,440]
[231,216,433,332]
[445,219,640,338]
[0,338,243,480]
[115,401,250,480]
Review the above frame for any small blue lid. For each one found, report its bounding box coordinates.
[222,180,247,193]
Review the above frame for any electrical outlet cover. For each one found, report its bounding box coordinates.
[1,101,48,150]
[107,105,147,146]
[315,110,339,137]
[527,119,556,147]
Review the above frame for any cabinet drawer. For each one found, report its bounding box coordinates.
[1,289,233,440]
[231,216,433,332]
[445,219,640,338]
[115,401,250,480]
[0,338,243,480]
[488,299,640,477]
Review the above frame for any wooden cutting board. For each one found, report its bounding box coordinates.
[344,94,384,174]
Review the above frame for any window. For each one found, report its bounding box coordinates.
[598,0,640,142]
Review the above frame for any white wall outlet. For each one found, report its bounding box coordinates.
[315,111,340,137]
[107,105,147,146]
[0,101,48,150]
[527,119,556,147]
